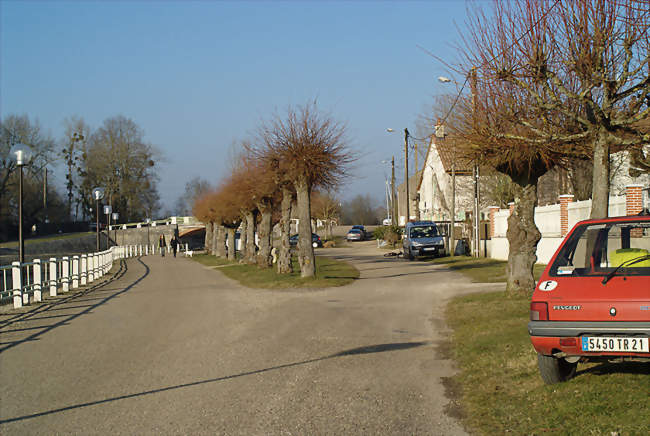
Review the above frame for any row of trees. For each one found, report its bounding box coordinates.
[1,114,162,241]
[193,101,354,278]
[438,0,649,294]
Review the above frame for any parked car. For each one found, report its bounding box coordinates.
[289,233,323,248]
[346,228,364,241]
[528,215,650,384]
[402,221,446,260]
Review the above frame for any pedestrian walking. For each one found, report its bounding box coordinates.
[170,235,179,257]
[159,234,166,257]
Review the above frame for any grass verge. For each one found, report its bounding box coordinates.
[192,253,359,289]
[447,291,650,435]
[439,256,650,435]
[430,255,546,283]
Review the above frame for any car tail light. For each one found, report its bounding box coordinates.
[559,338,576,347]
[530,302,549,321]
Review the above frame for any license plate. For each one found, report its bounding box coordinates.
[423,247,436,252]
[581,337,649,352]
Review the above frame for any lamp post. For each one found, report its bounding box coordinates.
[112,212,119,246]
[145,218,151,248]
[381,159,396,225]
[104,205,112,248]
[91,187,105,251]
[10,144,33,264]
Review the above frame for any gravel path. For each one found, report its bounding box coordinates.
[0,242,502,435]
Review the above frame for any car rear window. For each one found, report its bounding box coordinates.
[549,220,650,277]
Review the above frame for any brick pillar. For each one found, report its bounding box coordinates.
[559,195,574,237]
[488,206,500,238]
[626,185,643,238]
[625,185,643,215]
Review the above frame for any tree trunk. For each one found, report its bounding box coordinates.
[277,187,294,274]
[505,183,541,296]
[256,201,273,268]
[245,210,257,264]
[295,180,315,278]
[239,214,247,263]
[204,221,213,253]
[216,224,227,258]
[211,223,218,256]
[590,131,610,219]
[226,227,236,260]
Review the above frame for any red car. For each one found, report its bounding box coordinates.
[528,215,650,384]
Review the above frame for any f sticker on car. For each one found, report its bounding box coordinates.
[538,280,558,291]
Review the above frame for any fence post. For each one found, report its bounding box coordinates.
[95,253,101,279]
[88,254,94,283]
[33,259,42,302]
[72,256,79,289]
[80,254,87,285]
[12,262,23,309]
[49,258,57,297]
[94,253,101,279]
[62,257,70,293]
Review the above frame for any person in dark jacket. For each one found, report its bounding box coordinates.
[159,234,166,257]
[170,235,179,257]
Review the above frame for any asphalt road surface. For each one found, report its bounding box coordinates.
[0,242,502,435]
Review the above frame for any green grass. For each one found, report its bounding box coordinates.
[430,255,546,282]
[0,232,95,248]
[192,253,359,289]
[446,291,650,435]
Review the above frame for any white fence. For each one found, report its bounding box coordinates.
[0,243,190,310]
[488,195,629,264]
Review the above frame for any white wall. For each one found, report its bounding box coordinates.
[489,193,629,264]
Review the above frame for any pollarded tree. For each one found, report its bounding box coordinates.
[260,101,354,278]
[311,190,341,239]
[192,191,217,253]
[461,0,650,219]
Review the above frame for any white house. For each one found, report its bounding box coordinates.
[415,136,476,222]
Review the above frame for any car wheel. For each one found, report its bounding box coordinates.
[407,249,415,261]
[537,353,577,384]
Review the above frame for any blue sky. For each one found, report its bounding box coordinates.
[1,0,470,214]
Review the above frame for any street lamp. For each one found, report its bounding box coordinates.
[10,144,33,264]
[104,205,112,248]
[145,218,151,247]
[91,187,105,251]
[381,159,396,225]
[112,212,119,246]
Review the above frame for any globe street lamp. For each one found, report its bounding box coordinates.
[91,187,105,251]
[10,144,33,264]
[112,212,119,246]
[104,205,112,248]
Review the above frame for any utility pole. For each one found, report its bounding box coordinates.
[404,128,410,225]
[391,156,397,225]
[470,67,480,257]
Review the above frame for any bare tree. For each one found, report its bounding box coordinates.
[80,115,161,221]
[1,114,57,240]
[461,0,649,218]
[259,101,354,277]
[311,190,341,239]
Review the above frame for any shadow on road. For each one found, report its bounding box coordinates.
[0,257,150,354]
[0,340,430,424]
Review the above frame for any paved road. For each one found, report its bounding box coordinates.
[0,242,502,435]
